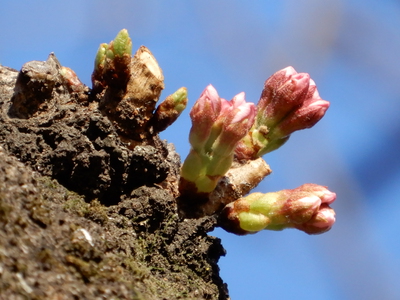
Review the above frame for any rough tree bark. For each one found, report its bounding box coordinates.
[0,54,229,299]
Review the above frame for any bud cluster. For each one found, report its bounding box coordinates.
[235,67,330,160]
[219,183,336,235]
[180,85,256,194]
[91,29,133,92]
[87,33,337,236]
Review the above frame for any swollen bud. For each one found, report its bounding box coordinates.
[91,29,133,91]
[189,84,222,152]
[153,87,188,133]
[218,183,336,235]
[112,29,133,57]
[180,85,256,195]
[94,43,108,72]
[235,67,330,160]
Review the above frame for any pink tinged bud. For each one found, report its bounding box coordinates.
[257,67,311,126]
[275,97,330,137]
[218,184,336,235]
[282,195,321,224]
[294,204,336,234]
[189,84,221,151]
[239,67,331,158]
[285,184,336,234]
[230,92,254,123]
[293,183,337,204]
[212,93,256,158]
[182,86,256,194]
[194,84,221,114]
[257,66,298,112]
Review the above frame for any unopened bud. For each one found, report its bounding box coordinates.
[235,67,330,159]
[91,29,133,91]
[293,204,336,234]
[180,86,256,195]
[111,29,132,57]
[153,87,188,133]
[189,84,222,152]
[218,184,336,235]
[94,43,108,72]
[275,98,330,137]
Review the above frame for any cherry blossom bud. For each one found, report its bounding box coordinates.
[218,183,336,235]
[275,95,330,137]
[180,86,256,194]
[235,67,330,160]
[293,204,336,234]
[258,67,310,127]
[212,93,256,158]
[189,84,221,152]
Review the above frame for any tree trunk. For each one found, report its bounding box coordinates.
[0,56,229,299]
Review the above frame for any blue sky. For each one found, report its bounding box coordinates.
[2,1,400,299]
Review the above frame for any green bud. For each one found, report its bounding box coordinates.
[153,87,188,133]
[105,48,115,60]
[172,87,188,113]
[112,28,132,57]
[91,29,133,92]
[94,43,108,71]
[219,184,336,235]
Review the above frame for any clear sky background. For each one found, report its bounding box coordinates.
[2,1,400,299]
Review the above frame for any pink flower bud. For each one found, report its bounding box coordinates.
[257,67,298,112]
[236,67,331,159]
[280,184,336,226]
[258,67,310,126]
[296,183,336,204]
[181,86,256,194]
[189,84,222,151]
[230,92,254,124]
[275,94,330,137]
[293,204,336,234]
[218,183,336,235]
[212,92,256,157]
[282,195,322,224]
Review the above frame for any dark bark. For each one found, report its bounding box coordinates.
[0,56,229,299]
